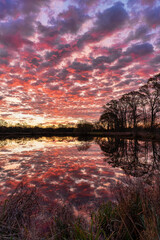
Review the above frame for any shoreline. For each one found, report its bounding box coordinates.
[0,129,159,141]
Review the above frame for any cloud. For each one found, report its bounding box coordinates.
[0,16,35,50]
[38,3,129,69]
[141,0,156,5]
[69,61,92,73]
[111,56,133,70]
[128,0,156,6]
[155,38,160,48]
[95,2,129,33]
[0,58,9,66]
[20,0,51,15]
[0,0,19,19]
[144,6,160,28]
[126,25,150,42]
[55,6,89,34]
[125,42,154,58]
[47,84,60,91]
[76,2,129,48]
[73,0,99,7]
[92,47,122,68]
[44,43,77,65]
[0,0,160,124]
[0,48,10,58]
[38,5,89,50]
[150,55,160,65]
[0,0,51,19]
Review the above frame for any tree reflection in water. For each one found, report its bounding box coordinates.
[97,137,160,182]
[0,136,159,212]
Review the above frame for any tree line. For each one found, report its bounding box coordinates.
[100,73,160,130]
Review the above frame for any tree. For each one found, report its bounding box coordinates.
[100,73,160,130]
[123,91,141,128]
[100,100,120,130]
[140,74,160,128]
[119,95,129,128]
[76,120,94,134]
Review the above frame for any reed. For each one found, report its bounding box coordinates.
[0,178,159,239]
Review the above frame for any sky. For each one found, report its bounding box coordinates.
[0,0,160,125]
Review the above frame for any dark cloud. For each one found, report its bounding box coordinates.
[38,3,129,67]
[30,58,41,67]
[39,5,89,49]
[128,0,156,6]
[31,80,44,86]
[93,56,111,66]
[76,2,129,49]
[20,0,51,15]
[133,25,150,39]
[87,89,99,96]
[0,48,10,58]
[141,0,156,5]
[54,6,89,34]
[73,73,90,82]
[41,69,57,82]
[95,2,129,33]
[69,61,92,73]
[92,47,122,68]
[37,22,58,37]
[0,70,4,76]
[73,0,99,7]
[0,59,9,66]
[115,79,133,88]
[155,38,160,48]
[20,47,43,71]
[125,42,154,58]
[44,43,76,65]
[126,25,150,42]
[57,69,70,81]
[111,56,133,70]
[144,6,160,28]
[127,0,138,6]
[47,85,60,91]
[0,0,19,19]
[69,86,82,96]
[150,55,160,65]
[0,16,35,49]
[0,0,51,20]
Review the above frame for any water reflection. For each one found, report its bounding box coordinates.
[0,137,122,209]
[97,137,160,182]
[0,137,159,211]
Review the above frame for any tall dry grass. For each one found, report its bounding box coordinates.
[0,178,160,239]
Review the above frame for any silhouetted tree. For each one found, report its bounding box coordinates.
[124,91,141,128]
[140,74,160,128]
[76,120,94,134]
[100,73,160,130]
[101,100,125,130]
[118,95,128,128]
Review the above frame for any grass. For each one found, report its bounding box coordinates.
[0,179,160,239]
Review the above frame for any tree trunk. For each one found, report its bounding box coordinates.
[151,108,154,128]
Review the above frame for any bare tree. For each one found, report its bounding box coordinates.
[100,73,160,130]
[100,100,120,130]
[140,74,160,128]
[123,91,141,128]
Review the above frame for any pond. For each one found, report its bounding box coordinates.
[0,137,159,212]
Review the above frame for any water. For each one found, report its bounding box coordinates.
[0,136,159,211]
